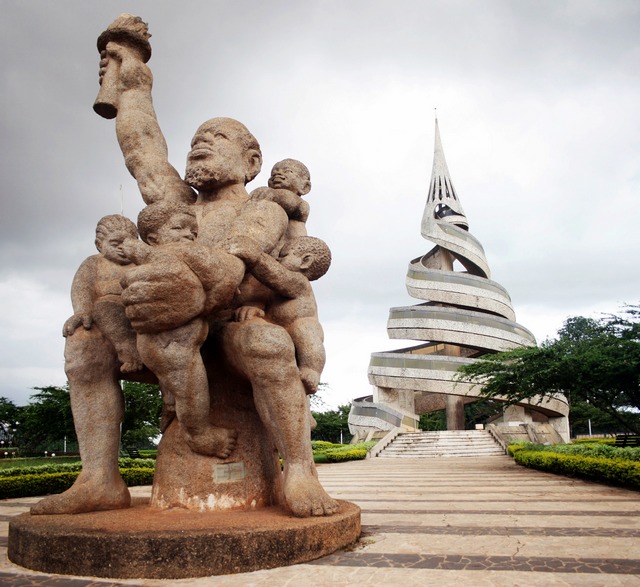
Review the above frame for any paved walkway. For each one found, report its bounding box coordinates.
[1,456,639,586]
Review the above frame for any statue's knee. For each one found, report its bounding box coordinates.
[240,323,294,361]
[64,329,117,383]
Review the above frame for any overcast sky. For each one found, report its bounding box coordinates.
[1,0,639,409]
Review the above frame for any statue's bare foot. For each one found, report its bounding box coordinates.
[30,475,130,515]
[284,463,339,517]
[185,425,238,459]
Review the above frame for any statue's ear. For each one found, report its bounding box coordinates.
[146,233,158,245]
[245,149,262,183]
[300,181,311,196]
[299,253,313,271]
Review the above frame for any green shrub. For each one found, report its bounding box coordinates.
[324,449,367,463]
[0,466,155,500]
[0,458,155,478]
[0,462,83,478]
[512,442,640,462]
[513,450,640,490]
[349,441,378,452]
[117,458,156,469]
[0,472,80,499]
[311,440,336,451]
[507,442,531,456]
[120,467,155,486]
[313,440,376,463]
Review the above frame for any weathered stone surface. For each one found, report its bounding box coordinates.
[9,500,361,579]
[29,13,343,522]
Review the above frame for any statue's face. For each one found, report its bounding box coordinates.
[185,121,250,191]
[152,213,197,245]
[268,162,310,196]
[278,243,307,272]
[98,230,132,265]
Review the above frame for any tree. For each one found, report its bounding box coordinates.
[568,400,639,436]
[121,381,162,449]
[0,397,23,448]
[311,404,352,444]
[457,306,640,433]
[20,386,77,453]
[18,382,163,453]
[419,410,446,431]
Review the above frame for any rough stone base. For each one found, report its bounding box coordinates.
[8,499,360,579]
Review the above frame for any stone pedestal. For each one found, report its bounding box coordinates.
[151,333,283,511]
[151,334,284,511]
[8,500,361,579]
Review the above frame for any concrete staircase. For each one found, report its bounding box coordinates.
[376,430,505,458]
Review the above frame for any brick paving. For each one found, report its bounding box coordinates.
[1,456,639,586]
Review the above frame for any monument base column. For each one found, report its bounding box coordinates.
[446,395,465,430]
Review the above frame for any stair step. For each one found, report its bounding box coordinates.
[376,430,504,459]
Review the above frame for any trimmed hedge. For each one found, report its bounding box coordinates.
[0,467,155,500]
[323,449,368,462]
[513,450,640,490]
[311,441,335,450]
[0,458,155,479]
[312,441,376,463]
[508,441,640,462]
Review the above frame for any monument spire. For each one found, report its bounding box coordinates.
[421,118,468,239]
[359,120,569,445]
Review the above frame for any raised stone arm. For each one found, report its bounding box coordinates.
[96,15,194,205]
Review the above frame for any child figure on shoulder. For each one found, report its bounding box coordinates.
[250,158,312,240]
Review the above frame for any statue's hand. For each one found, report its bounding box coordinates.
[224,235,262,267]
[119,238,150,265]
[120,261,206,333]
[234,306,266,322]
[63,313,92,337]
[100,43,152,92]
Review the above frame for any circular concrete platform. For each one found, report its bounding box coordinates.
[8,500,360,579]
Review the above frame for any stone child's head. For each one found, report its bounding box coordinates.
[95,215,139,265]
[279,236,331,281]
[137,201,198,245]
[185,117,262,192]
[268,159,311,197]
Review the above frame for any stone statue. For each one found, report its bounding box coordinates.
[251,158,312,241]
[31,14,338,518]
[122,201,243,458]
[230,235,331,395]
[62,215,142,375]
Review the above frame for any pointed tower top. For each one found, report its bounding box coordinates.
[421,118,467,232]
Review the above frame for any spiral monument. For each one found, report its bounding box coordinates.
[351,120,569,442]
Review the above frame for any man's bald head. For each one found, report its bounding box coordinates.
[185,118,262,191]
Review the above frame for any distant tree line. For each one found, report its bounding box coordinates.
[0,382,162,455]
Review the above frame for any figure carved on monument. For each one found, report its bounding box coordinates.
[31,13,338,519]
[62,215,142,375]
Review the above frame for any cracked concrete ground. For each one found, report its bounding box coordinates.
[1,455,639,586]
